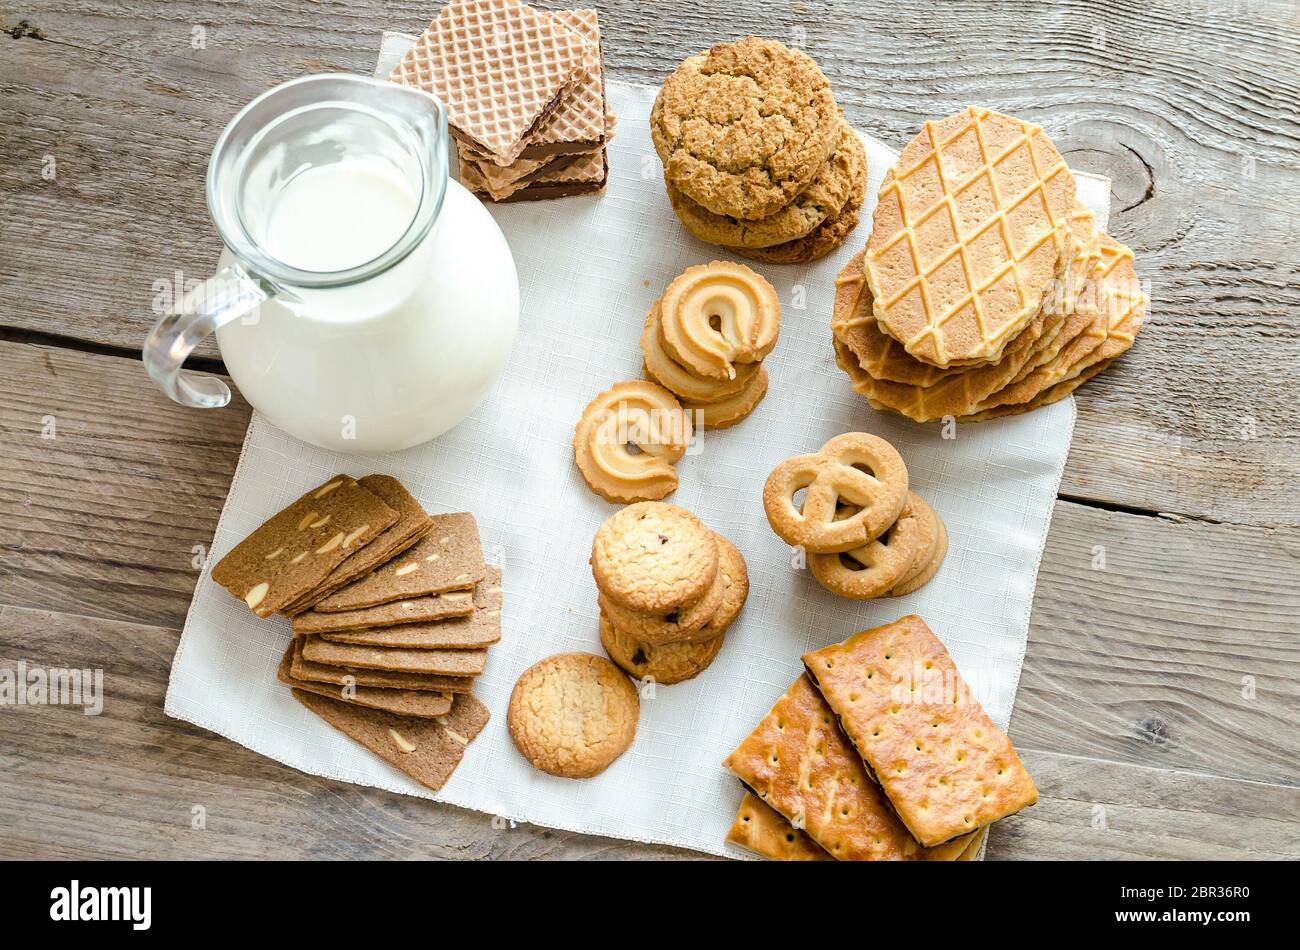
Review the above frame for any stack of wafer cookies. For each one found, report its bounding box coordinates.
[724,615,1034,860]
[211,475,498,791]
[591,502,748,685]
[763,433,947,599]
[832,106,1147,422]
[391,0,614,203]
[652,36,867,265]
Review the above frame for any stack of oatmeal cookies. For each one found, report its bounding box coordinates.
[651,36,866,265]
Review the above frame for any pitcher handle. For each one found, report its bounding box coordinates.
[143,263,273,408]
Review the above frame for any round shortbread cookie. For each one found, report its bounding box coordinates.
[573,380,692,503]
[591,502,720,614]
[641,300,759,403]
[680,364,769,430]
[659,260,781,380]
[507,652,639,779]
[651,37,839,220]
[667,121,865,249]
[599,612,725,685]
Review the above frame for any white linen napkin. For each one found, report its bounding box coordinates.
[164,34,1110,858]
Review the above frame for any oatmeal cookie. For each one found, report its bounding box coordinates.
[651,37,839,220]
[668,120,864,249]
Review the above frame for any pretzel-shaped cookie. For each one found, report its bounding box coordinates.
[659,261,781,380]
[573,380,692,502]
[762,432,909,553]
[808,493,923,599]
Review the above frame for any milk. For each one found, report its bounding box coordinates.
[215,171,519,453]
[262,159,418,275]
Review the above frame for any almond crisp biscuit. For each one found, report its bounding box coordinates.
[802,615,1038,847]
[293,688,490,791]
[300,636,487,677]
[276,645,453,719]
[281,474,433,615]
[289,638,474,693]
[319,566,503,650]
[211,475,398,618]
[312,512,485,612]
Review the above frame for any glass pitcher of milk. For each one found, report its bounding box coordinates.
[144,73,519,453]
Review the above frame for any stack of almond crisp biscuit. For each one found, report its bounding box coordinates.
[724,615,1039,861]
[652,36,867,265]
[591,502,749,686]
[211,474,500,792]
[832,105,1147,421]
[390,0,614,203]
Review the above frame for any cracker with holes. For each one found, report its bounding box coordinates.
[726,792,832,861]
[289,638,474,693]
[300,636,487,677]
[723,674,973,860]
[292,688,489,791]
[312,513,485,612]
[762,432,909,553]
[802,615,1038,847]
[276,644,453,718]
[281,475,433,615]
[211,475,399,618]
[319,566,502,649]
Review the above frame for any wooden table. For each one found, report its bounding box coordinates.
[2,0,1297,860]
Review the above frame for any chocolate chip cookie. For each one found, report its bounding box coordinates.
[651,37,839,220]
[590,502,719,615]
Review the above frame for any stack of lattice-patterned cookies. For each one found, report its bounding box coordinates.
[833,106,1147,421]
[724,615,1038,860]
[211,474,499,791]
[652,36,867,264]
[391,0,614,202]
[592,502,749,685]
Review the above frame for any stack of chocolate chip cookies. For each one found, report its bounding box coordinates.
[832,106,1147,421]
[762,433,948,599]
[651,36,867,265]
[390,0,614,203]
[211,474,501,792]
[591,502,749,685]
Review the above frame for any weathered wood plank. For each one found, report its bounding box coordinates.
[3,602,1296,860]
[2,1,1299,522]
[0,340,249,627]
